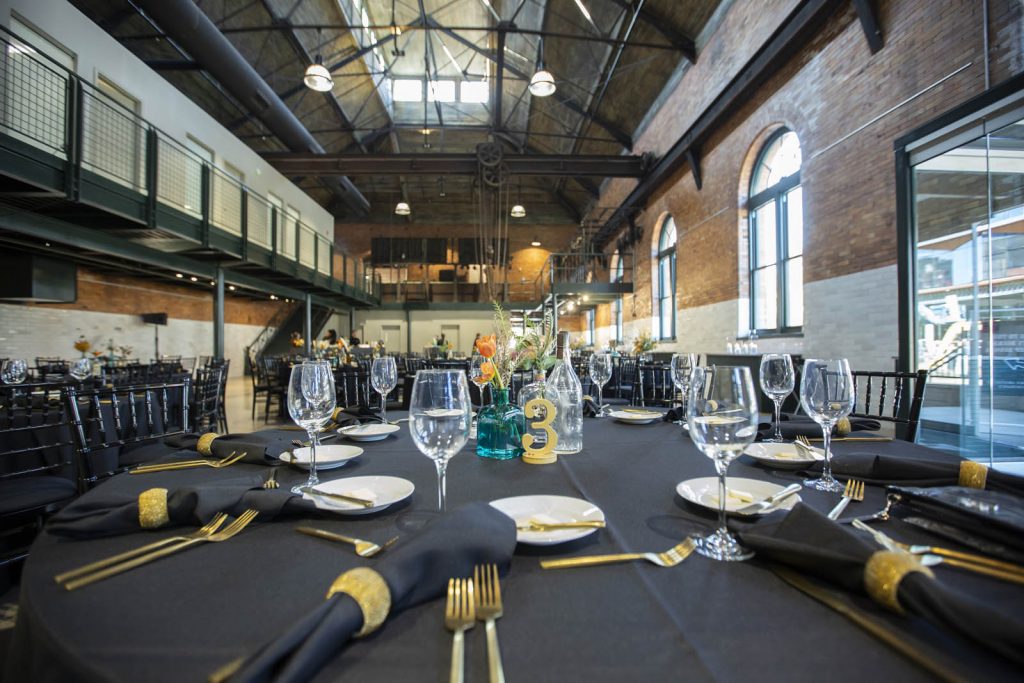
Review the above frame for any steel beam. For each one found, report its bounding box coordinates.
[214,266,225,360]
[261,152,647,177]
[851,0,883,53]
[603,0,696,62]
[595,0,842,247]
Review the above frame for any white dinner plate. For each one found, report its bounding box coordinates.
[338,423,401,442]
[675,477,802,517]
[489,495,605,546]
[743,442,824,470]
[280,444,363,470]
[305,475,415,515]
[608,409,663,425]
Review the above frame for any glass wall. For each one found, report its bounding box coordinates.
[912,116,1024,462]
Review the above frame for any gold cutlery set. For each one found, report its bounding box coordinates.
[541,537,696,570]
[295,526,398,557]
[129,451,246,474]
[54,510,259,591]
[445,564,506,683]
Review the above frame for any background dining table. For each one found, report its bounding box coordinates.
[5,416,1021,682]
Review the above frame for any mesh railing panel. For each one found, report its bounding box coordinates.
[299,224,316,267]
[0,40,67,157]
[317,236,331,275]
[156,134,202,218]
[210,167,242,235]
[246,193,271,248]
[278,210,297,260]
[80,88,146,192]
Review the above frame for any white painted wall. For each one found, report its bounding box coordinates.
[0,0,334,239]
[353,309,497,356]
[0,304,261,377]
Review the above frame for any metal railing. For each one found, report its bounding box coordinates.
[533,251,635,300]
[0,27,377,304]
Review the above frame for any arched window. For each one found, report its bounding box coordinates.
[611,251,624,342]
[654,217,677,340]
[749,129,803,332]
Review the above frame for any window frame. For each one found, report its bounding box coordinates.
[748,128,803,335]
[585,309,595,346]
[611,251,624,342]
[655,218,677,340]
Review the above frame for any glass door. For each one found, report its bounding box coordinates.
[912,117,1024,462]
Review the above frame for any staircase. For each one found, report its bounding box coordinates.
[259,304,335,358]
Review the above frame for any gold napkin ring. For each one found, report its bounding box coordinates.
[326,567,391,637]
[958,461,988,489]
[863,550,934,614]
[196,432,219,456]
[138,488,170,529]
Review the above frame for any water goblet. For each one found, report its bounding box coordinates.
[408,369,472,512]
[287,360,336,495]
[800,359,854,492]
[69,358,92,382]
[759,354,795,442]
[670,353,697,424]
[1,359,27,384]
[686,365,759,561]
[588,353,612,416]
[370,356,398,423]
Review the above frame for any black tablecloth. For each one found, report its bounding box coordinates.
[6,418,1023,682]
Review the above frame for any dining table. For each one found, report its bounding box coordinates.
[4,416,1022,682]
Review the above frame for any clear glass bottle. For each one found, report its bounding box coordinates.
[518,369,559,451]
[549,332,583,454]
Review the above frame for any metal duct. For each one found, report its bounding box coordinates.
[134,0,370,217]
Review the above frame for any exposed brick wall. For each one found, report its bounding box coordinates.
[15,267,285,327]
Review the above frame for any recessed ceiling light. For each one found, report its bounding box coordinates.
[190,276,198,282]
[175,273,183,278]
[228,285,236,291]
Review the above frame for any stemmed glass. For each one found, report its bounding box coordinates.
[1,359,27,384]
[759,354,795,442]
[687,366,760,562]
[408,369,472,512]
[287,360,336,495]
[670,353,697,424]
[800,359,854,492]
[69,358,92,382]
[468,353,490,405]
[370,356,398,424]
[588,353,612,416]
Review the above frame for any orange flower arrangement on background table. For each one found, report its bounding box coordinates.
[473,307,525,460]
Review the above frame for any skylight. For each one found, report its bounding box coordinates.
[392,79,423,102]
[427,80,456,103]
[460,81,489,104]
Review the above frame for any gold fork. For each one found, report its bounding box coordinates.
[540,537,696,570]
[63,510,259,591]
[294,526,398,557]
[54,513,229,585]
[129,451,246,474]
[263,468,280,489]
[827,479,866,520]
[444,577,475,683]
[474,564,505,683]
[794,435,816,456]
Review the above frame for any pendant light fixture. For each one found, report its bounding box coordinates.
[529,37,556,97]
[394,201,411,216]
[304,29,334,92]
[510,177,526,217]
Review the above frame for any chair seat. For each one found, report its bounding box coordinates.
[0,476,77,516]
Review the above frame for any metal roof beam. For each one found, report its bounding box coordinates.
[602,0,696,62]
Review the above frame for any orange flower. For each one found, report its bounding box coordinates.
[479,361,496,383]
[475,334,497,358]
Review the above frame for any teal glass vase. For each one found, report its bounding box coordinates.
[476,388,525,460]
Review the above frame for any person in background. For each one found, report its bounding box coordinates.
[323,329,338,344]
[350,334,361,346]
[473,332,481,348]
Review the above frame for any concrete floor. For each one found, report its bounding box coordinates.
[222,375,286,433]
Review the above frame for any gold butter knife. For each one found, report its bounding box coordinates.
[300,486,375,508]
[517,520,606,531]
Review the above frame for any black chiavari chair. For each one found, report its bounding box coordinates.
[335,366,372,408]
[613,356,638,404]
[634,363,676,407]
[262,357,286,423]
[191,365,222,433]
[34,358,68,382]
[851,369,929,441]
[248,353,270,421]
[65,379,191,488]
[0,382,78,569]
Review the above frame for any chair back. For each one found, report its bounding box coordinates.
[0,383,77,486]
[635,363,676,407]
[335,366,371,408]
[34,358,68,382]
[65,378,191,486]
[851,369,928,441]
[614,356,638,401]
[191,366,223,433]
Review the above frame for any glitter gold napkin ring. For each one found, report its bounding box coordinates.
[138,488,170,529]
[326,567,391,637]
[958,461,988,489]
[197,432,220,456]
[863,550,934,614]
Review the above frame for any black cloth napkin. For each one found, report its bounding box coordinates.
[227,502,517,683]
[820,453,1024,495]
[46,474,313,538]
[164,432,287,465]
[888,485,1024,554]
[739,504,1024,665]
[662,407,684,422]
[756,414,881,441]
[582,396,600,418]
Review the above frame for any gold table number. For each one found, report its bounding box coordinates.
[522,398,558,464]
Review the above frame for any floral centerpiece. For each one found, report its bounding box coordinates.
[569,336,586,352]
[432,336,454,359]
[290,336,305,349]
[515,312,557,374]
[73,336,91,357]
[632,331,657,359]
[474,304,525,459]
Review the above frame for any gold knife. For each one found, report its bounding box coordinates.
[300,486,375,508]
[771,565,969,683]
[517,520,606,531]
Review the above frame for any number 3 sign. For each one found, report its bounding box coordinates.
[522,398,558,464]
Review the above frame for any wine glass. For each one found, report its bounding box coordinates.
[287,360,336,495]
[468,353,490,404]
[69,358,92,382]
[1,359,27,384]
[670,353,697,424]
[759,354,795,442]
[370,356,398,423]
[687,365,759,562]
[408,369,472,512]
[800,359,854,492]
[588,353,612,416]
